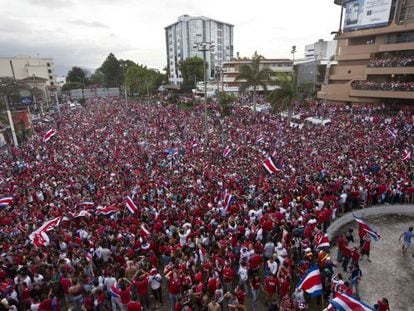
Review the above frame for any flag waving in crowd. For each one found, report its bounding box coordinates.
[353,214,381,241]
[223,145,232,158]
[296,265,323,297]
[43,129,57,142]
[262,157,280,174]
[328,292,375,311]
[125,196,139,214]
[0,196,13,208]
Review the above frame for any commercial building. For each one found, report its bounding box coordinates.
[295,40,337,95]
[165,15,234,85]
[222,58,293,93]
[319,0,414,104]
[0,56,57,86]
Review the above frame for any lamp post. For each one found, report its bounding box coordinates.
[193,41,215,147]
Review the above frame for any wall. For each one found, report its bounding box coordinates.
[327,204,414,239]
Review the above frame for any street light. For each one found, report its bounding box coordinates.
[193,41,215,147]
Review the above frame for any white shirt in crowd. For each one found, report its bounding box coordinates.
[148,273,162,290]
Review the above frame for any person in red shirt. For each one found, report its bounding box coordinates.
[127,300,143,311]
[249,274,260,310]
[222,262,234,293]
[263,274,278,305]
[234,285,246,305]
[361,233,372,262]
[166,270,181,309]
[133,273,150,311]
[207,272,218,296]
[376,298,390,311]
[249,251,262,274]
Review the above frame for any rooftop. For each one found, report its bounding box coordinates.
[165,14,234,29]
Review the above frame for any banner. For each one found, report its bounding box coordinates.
[344,0,392,31]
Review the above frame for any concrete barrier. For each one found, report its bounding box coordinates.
[327,204,414,240]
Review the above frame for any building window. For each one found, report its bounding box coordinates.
[48,69,52,73]
[47,62,50,67]
[49,76,53,80]
[50,82,54,86]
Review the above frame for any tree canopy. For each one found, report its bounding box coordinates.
[178,57,206,90]
[66,66,87,84]
[98,53,123,87]
[235,52,273,112]
[124,64,164,95]
[268,72,299,123]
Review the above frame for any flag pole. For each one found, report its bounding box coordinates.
[321,294,325,311]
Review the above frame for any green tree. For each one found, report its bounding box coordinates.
[268,72,299,124]
[66,66,87,84]
[218,92,235,118]
[178,57,205,90]
[124,64,163,96]
[235,52,273,112]
[61,82,84,92]
[98,53,122,87]
[88,70,104,86]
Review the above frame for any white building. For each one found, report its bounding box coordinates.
[0,55,57,86]
[304,39,337,61]
[222,58,293,93]
[165,15,234,85]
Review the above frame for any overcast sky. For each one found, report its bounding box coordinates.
[0,0,341,76]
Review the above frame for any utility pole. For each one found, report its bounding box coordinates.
[3,96,18,148]
[193,41,215,148]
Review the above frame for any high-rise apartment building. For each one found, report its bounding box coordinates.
[319,0,414,104]
[165,15,234,85]
[0,55,57,86]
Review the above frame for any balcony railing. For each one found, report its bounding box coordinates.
[351,80,414,92]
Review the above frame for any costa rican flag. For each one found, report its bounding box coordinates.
[139,224,150,237]
[256,135,264,144]
[192,140,198,149]
[71,210,91,218]
[0,196,13,208]
[353,214,380,241]
[330,292,374,311]
[44,129,57,142]
[77,201,94,209]
[296,265,323,297]
[29,216,62,246]
[125,196,139,215]
[32,231,50,247]
[223,190,234,210]
[95,205,119,216]
[223,146,232,158]
[262,157,280,174]
[209,128,214,134]
[403,149,412,161]
[386,128,397,139]
[315,233,330,249]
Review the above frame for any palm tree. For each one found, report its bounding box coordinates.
[268,72,299,125]
[235,52,273,112]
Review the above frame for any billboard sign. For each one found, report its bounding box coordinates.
[344,0,393,31]
[19,96,34,105]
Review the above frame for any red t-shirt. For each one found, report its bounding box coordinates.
[134,277,149,296]
[250,255,262,271]
[168,278,181,295]
[127,301,143,311]
[264,276,278,294]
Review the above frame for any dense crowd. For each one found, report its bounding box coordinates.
[0,97,412,311]
[351,80,414,92]
[368,55,414,68]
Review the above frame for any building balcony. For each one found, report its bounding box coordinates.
[336,53,371,61]
[349,89,414,99]
[366,66,414,75]
[378,42,414,52]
